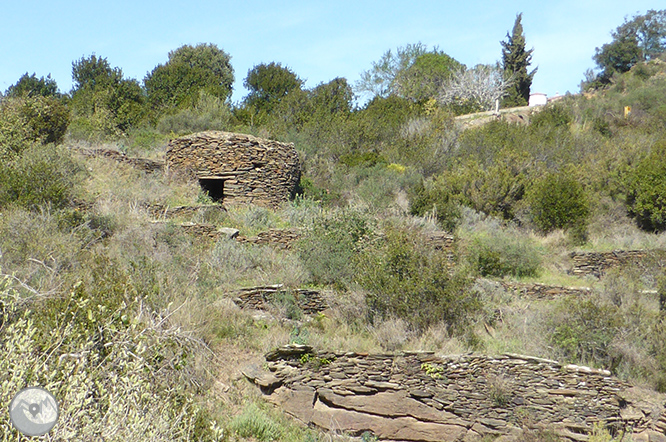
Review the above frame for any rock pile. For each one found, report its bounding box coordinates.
[246,345,666,442]
[78,147,164,172]
[166,131,300,208]
[232,285,327,315]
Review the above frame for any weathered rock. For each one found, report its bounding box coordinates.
[217,227,240,239]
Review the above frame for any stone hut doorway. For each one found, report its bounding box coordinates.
[198,177,225,202]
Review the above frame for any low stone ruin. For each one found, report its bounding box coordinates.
[499,281,592,300]
[236,228,302,250]
[245,345,666,442]
[232,284,327,315]
[166,131,301,208]
[570,250,664,278]
[77,147,164,172]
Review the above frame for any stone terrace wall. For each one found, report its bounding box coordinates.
[147,204,226,219]
[236,228,302,250]
[499,281,592,300]
[570,250,665,278]
[78,148,164,172]
[166,131,300,209]
[246,346,666,442]
[232,285,327,315]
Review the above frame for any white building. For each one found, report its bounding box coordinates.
[529,92,548,107]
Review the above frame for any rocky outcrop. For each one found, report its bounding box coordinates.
[232,285,327,315]
[78,147,164,172]
[166,131,301,208]
[570,250,665,278]
[247,345,666,442]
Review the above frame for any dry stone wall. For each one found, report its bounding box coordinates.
[246,345,666,442]
[236,228,302,250]
[166,131,300,208]
[232,285,327,315]
[499,281,592,300]
[148,204,226,220]
[78,147,164,172]
[570,250,665,278]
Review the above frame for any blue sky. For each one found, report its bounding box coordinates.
[1,1,662,103]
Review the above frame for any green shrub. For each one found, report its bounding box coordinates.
[464,228,542,278]
[625,141,666,231]
[0,96,69,158]
[229,404,283,441]
[530,103,573,129]
[526,171,590,235]
[409,178,461,232]
[0,144,85,210]
[0,271,213,441]
[296,210,372,287]
[549,298,622,367]
[155,91,232,135]
[355,227,477,333]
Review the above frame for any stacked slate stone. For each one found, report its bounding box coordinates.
[232,285,327,315]
[236,228,302,250]
[569,250,657,277]
[245,345,666,442]
[499,281,592,300]
[78,147,164,172]
[166,131,301,209]
[147,204,226,219]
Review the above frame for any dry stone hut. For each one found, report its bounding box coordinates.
[166,131,301,208]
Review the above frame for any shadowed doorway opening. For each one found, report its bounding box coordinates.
[198,177,225,202]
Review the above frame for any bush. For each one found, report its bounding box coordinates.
[526,171,590,235]
[155,91,232,135]
[464,228,542,278]
[409,178,461,231]
[0,96,69,158]
[530,103,573,129]
[296,210,372,287]
[0,144,85,210]
[625,141,666,231]
[549,298,621,367]
[354,227,477,333]
[0,271,214,441]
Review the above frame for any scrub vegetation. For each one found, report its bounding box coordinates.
[1,10,666,441]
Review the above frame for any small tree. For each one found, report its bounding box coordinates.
[626,142,666,232]
[527,171,590,234]
[5,73,59,98]
[356,43,428,99]
[501,13,537,107]
[438,64,512,114]
[70,54,145,137]
[592,9,666,85]
[243,62,303,112]
[393,52,464,102]
[145,43,234,111]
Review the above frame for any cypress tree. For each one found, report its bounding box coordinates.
[501,13,537,107]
